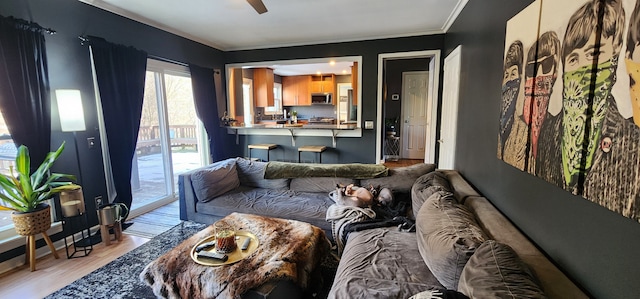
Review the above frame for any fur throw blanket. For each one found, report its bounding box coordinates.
[140,213,330,299]
[325,204,376,254]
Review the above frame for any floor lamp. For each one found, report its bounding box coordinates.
[55,89,94,254]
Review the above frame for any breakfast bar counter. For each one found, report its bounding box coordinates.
[226,124,361,147]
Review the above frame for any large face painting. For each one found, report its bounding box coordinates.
[498,0,640,223]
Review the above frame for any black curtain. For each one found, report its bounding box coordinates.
[189,64,228,162]
[88,37,147,217]
[0,16,52,166]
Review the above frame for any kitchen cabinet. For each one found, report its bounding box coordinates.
[253,68,274,107]
[283,75,311,106]
[351,62,358,105]
[310,74,335,94]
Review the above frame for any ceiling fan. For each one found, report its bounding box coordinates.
[246,0,268,14]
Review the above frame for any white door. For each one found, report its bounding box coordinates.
[401,71,429,159]
[439,46,462,169]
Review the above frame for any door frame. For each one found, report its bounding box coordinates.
[439,45,462,169]
[376,50,441,163]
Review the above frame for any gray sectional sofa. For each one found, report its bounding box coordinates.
[329,170,589,298]
[178,158,588,298]
[179,157,435,237]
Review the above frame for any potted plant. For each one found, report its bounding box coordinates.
[0,142,78,236]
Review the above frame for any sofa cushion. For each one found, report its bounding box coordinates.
[195,188,334,231]
[458,240,547,298]
[411,171,453,218]
[329,227,444,298]
[289,177,358,193]
[190,158,240,202]
[360,163,436,193]
[235,158,289,189]
[416,191,487,290]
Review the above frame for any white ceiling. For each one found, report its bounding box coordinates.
[79,0,468,51]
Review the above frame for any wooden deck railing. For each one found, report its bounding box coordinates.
[137,125,197,152]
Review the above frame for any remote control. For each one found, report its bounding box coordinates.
[195,241,216,252]
[197,251,228,262]
[241,237,251,250]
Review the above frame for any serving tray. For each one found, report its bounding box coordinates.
[190,231,259,266]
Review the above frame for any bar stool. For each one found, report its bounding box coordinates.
[248,144,278,161]
[298,145,327,163]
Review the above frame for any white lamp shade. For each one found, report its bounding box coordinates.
[56,89,86,132]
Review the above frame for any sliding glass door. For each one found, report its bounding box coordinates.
[130,60,208,214]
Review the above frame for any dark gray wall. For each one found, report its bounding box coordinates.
[225,35,444,163]
[0,0,225,261]
[444,0,640,297]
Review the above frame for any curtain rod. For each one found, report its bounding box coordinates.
[78,36,219,74]
[2,16,55,34]
[149,55,220,74]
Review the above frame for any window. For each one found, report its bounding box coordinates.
[127,59,209,214]
[95,59,209,217]
[0,112,15,233]
[242,78,254,124]
[265,82,283,115]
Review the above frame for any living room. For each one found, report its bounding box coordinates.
[0,0,639,298]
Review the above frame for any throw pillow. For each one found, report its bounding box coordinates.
[416,191,487,290]
[290,177,358,193]
[458,240,547,298]
[191,159,240,202]
[360,163,436,193]
[412,171,454,218]
[235,158,289,189]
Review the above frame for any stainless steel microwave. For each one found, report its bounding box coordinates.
[311,93,332,105]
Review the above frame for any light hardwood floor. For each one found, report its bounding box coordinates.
[0,233,149,298]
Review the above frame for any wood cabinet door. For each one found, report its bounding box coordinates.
[310,80,323,93]
[297,76,311,105]
[253,68,274,107]
[282,76,297,106]
[351,62,358,105]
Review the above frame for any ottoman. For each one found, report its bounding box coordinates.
[140,212,331,299]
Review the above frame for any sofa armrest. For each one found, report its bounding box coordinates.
[179,158,240,221]
[178,171,197,221]
[438,170,480,204]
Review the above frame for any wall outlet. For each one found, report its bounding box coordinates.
[94,196,103,208]
[365,121,374,129]
[87,137,96,149]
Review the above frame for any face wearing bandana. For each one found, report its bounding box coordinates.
[561,59,616,188]
[500,78,520,147]
[523,74,556,157]
[626,58,640,127]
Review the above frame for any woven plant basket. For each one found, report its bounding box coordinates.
[11,205,52,236]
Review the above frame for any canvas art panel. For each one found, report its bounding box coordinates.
[498,0,640,223]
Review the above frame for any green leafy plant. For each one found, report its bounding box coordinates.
[0,142,77,213]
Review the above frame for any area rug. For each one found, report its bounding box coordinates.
[44,221,338,299]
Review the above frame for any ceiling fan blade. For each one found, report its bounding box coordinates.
[246,0,268,14]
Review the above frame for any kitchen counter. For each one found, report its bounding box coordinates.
[229,123,356,129]
[226,123,361,146]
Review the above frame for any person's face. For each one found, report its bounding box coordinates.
[564,33,615,72]
[525,55,556,79]
[503,65,520,85]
